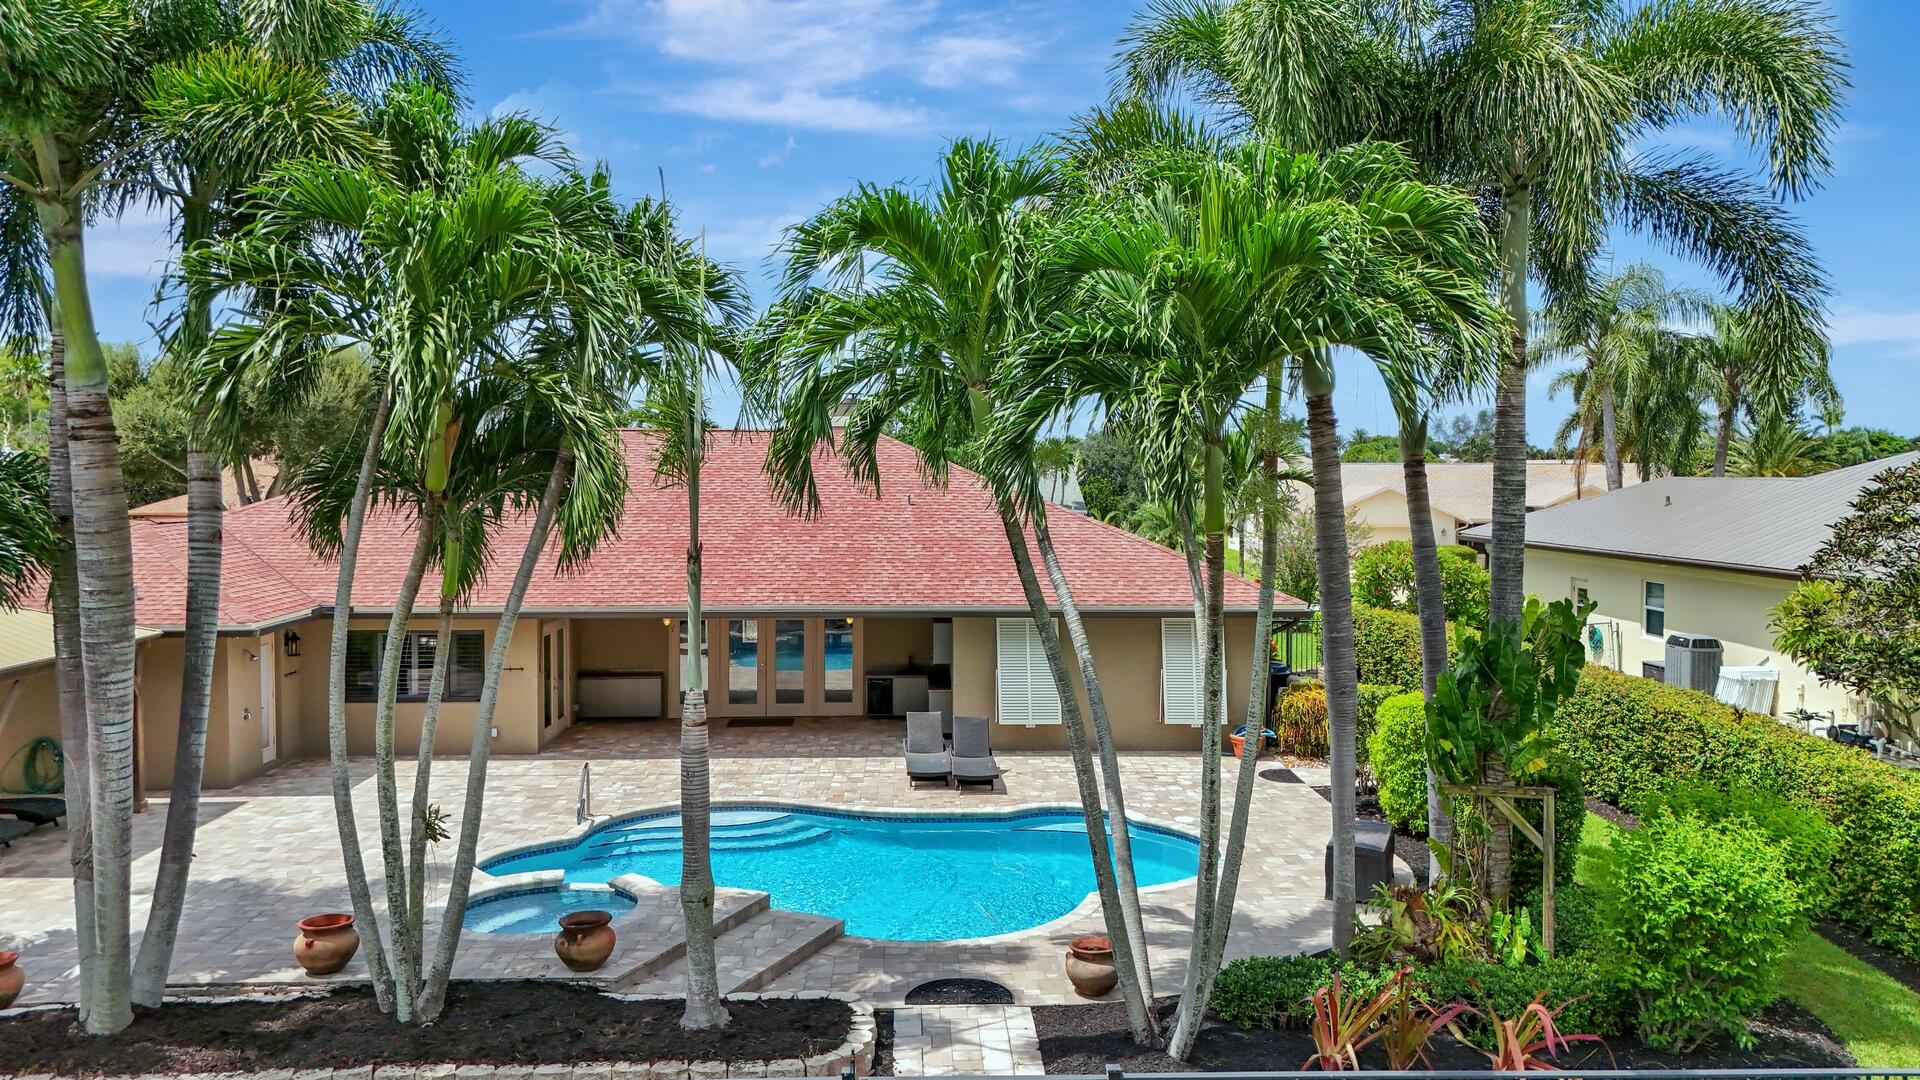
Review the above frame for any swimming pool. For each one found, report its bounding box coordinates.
[478,806,1200,940]
[463,883,638,935]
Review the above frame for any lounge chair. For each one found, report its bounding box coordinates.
[0,796,66,827]
[949,715,1003,787]
[0,817,34,848]
[902,711,952,785]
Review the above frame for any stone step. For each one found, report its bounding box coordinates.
[632,907,845,996]
[602,882,768,987]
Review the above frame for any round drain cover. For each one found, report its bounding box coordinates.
[1259,767,1305,783]
[904,978,1015,1005]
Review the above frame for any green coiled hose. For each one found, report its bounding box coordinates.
[1,735,64,794]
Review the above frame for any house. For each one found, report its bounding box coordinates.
[127,458,281,520]
[1283,460,1633,548]
[22,431,1296,792]
[1459,453,1920,721]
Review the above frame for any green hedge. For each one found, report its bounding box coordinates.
[1412,954,1627,1040]
[1369,691,1430,831]
[1558,665,1920,961]
[1352,605,1428,690]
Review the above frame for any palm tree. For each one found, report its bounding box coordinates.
[1729,406,1822,476]
[752,138,1161,1043]
[191,86,646,1022]
[0,449,56,605]
[1049,140,1503,1056]
[1535,265,1713,490]
[127,0,457,1007]
[1687,300,1835,476]
[1120,0,1845,631]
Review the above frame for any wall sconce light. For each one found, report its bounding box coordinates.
[283,629,302,657]
[241,648,258,662]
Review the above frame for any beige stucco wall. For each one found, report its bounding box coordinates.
[0,666,60,791]
[864,617,935,674]
[950,614,1260,751]
[1524,549,1861,720]
[1348,488,1461,548]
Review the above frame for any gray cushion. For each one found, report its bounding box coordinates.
[951,756,1002,782]
[904,751,952,779]
[0,817,34,846]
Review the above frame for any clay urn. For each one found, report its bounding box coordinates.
[554,909,617,972]
[1064,934,1118,998]
[293,913,360,977]
[0,950,23,1009]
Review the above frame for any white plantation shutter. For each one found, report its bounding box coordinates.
[1162,618,1226,726]
[996,618,1062,725]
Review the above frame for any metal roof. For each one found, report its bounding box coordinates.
[0,609,162,679]
[1458,452,1920,577]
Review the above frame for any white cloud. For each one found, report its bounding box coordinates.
[84,204,174,279]
[562,1,1031,133]
[920,32,1026,88]
[758,134,799,167]
[1827,306,1920,349]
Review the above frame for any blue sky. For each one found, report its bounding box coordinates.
[80,0,1920,445]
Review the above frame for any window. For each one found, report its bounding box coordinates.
[1161,618,1227,726]
[823,618,854,703]
[344,630,483,702]
[995,618,1061,725]
[1571,578,1590,610]
[1643,581,1666,639]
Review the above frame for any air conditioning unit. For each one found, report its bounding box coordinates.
[1664,634,1723,694]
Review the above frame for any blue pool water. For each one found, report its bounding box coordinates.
[478,807,1200,940]
[464,884,638,934]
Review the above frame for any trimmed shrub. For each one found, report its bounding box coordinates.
[1352,605,1429,690]
[1352,540,1491,627]
[1211,954,1394,1029]
[1511,749,1585,896]
[1589,813,1802,1051]
[1272,684,1329,758]
[1638,785,1839,913]
[1369,691,1431,832]
[1355,682,1399,751]
[1524,880,1602,958]
[1413,954,1627,1040]
[1558,665,1920,960]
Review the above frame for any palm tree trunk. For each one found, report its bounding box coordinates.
[1174,388,1284,1060]
[1169,439,1229,1060]
[1600,385,1623,491]
[419,455,570,1022]
[1000,511,1156,1045]
[1305,377,1358,955]
[1487,180,1532,632]
[406,584,456,952]
[1032,509,1153,1004]
[133,197,220,1006]
[678,420,729,1032]
[37,165,136,1035]
[1713,396,1736,477]
[1398,419,1453,880]
[324,390,398,1013]
[45,311,99,1030]
[371,505,438,1022]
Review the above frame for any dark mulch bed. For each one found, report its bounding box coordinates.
[1033,997,1852,1073]
[1817,919,1920,996]
[1585,794,1641,830]
[0,983,853,1076]
[871,1008,895,1076]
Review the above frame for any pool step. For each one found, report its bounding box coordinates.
[602,884,769,988]
[588,823,832,859]
[629,907,845,997]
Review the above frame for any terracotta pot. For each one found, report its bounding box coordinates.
[1228,732,1248,758]
[293,913,360,977]
[1064,934,1118,998]
[554,909,617,972]
[0,951,22,1009]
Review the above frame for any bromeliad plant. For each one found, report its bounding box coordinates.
[1303,967,1404,1071]
[1447,987,1610,1071]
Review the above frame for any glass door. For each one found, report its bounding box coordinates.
[769,618,809,714]
[725,619,761,710]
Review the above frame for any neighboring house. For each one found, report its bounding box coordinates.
[1037,466,1087,514]
[71,431,1294,791]
[1266,460,1631,550]
[1459,452,1920,721]
[0,609,164,797]
[128,458,282,520]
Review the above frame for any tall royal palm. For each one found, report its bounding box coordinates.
[752,139,1160,1043]
[1121,0,1845,630]
[1052,141,1504,1056]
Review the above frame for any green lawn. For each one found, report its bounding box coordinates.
[1572,804,1920,1065]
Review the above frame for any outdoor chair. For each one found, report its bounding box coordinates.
[902,711,952,786]
[0,817,34,848]
[0,796,66,828]
[949,715,1003,787]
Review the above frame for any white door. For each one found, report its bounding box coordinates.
[258,633,278,764]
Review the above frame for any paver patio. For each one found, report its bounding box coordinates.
[0,718,1332,1009]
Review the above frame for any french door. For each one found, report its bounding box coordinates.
[708,617,861,717]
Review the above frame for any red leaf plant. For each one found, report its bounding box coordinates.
[1448,986,1612,1071]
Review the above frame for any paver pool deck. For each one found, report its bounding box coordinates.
[0,718,1333,1009]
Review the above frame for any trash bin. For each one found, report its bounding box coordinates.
[1326,819,1395,900]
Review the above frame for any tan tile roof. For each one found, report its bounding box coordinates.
[1285,460,1636,524]
[0,609,161,678]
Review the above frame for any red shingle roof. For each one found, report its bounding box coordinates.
[128,431,1285,630]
